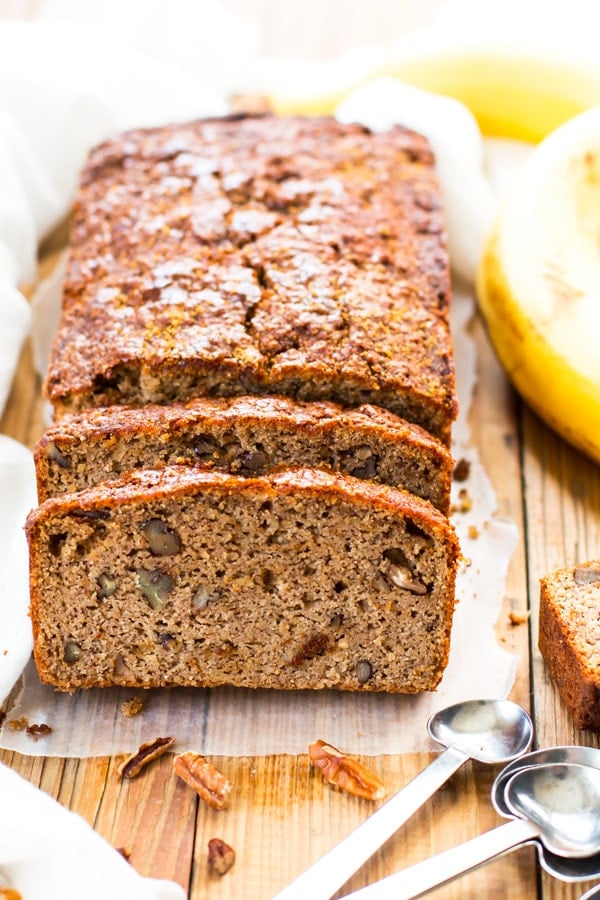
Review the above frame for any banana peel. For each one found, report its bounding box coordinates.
[477,108,600,462]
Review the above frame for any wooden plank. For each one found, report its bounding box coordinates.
[469,315,531,713]
[521,406,600,900]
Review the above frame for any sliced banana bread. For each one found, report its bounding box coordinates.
[34,396,452,512]
[44,114,457,443]
[26,465,459,693]
[539,560,600,730]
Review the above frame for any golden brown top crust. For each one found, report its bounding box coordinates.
[45,114,455,432]
[26,464,458,551]
[37,395,447,454]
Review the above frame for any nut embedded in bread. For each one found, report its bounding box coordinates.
[34,395,453,512]
[539,560,600,730]
[26,465,459,694]
[44,114,457,443]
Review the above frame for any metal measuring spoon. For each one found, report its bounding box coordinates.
[344,763,600,899]
[493,746,600,882]
[273,699,532,900]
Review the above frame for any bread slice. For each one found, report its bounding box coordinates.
[44,114,457,443]
[26,465,459,693]
[539,560,600,730]
[34,396,452,512]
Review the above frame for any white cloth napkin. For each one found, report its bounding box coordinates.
[0,762,186,899]
[0,437,36,703]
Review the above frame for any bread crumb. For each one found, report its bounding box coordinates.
[508,610,529,626]
[451,488,472,514]
[7,717,28,731]
[121,696,145,718]
[467,525,479,540]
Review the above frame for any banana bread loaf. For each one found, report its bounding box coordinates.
[539,560,600,730]
[44,114,457,443]
[26,465,459,693]
[34,396,452,512]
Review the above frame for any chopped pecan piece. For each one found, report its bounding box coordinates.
[289,632,329,666]
[452,458,470,482]
[25,723,52,741]
[117,736,175,779]
[173,752,233,809]
[208,838,236,875]
[309,739,386,801]
[573,561,600,585]
[387,564,427,595]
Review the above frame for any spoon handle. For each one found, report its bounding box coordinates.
[273,745,469,900]
[344,818,541,899]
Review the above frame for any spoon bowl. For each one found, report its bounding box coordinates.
[428,698,533,763]
[493,745,600,882]
[505,763,600,858]
[493,746,600,817]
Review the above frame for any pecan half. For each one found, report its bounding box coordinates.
[208,838,236,875]
[117,736,175,779]
[173,752,233,809]
[308,739,386,801]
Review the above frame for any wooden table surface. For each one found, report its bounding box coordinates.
[1,2,600,898]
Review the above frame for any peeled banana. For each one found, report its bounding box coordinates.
[476,108,600,463]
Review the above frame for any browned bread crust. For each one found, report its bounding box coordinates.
[44,114,456,443]
[539,560,600,730]
[27,465,459,693]
[34,395,452,512]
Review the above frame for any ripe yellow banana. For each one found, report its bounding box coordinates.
[477,108,600,463]
[379,49,600,143]
[265,37,600,143]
